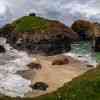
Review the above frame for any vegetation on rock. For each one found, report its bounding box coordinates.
[0,16,79,55]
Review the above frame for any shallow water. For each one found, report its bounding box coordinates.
[65,41,98,66]
[0,37,33,97]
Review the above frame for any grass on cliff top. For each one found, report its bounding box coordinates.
[12,16,49,32]
[1,65,100,100]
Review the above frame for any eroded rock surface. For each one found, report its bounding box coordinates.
[0,16,79,55]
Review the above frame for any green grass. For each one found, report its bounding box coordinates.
[12,16,49,32]
[96,52,100,62]
[0,65,100,100]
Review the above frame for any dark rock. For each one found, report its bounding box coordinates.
[27,63,42,70]
[87,65,94,68]
[78,56,83,57]
[71,20,95,40]
[0,16,79,55]
[0,45,6,53]
[52,58,69,65]
[29,13,36,16]
[95,37,100,52]
[30,82,48,91]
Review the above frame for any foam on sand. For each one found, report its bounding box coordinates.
[0,37,33,97]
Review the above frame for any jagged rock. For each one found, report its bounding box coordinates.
[52,58,69,65]
[71,20,95,40]
[0,45,6,53]
[30,82,48,91]
[27,62,42,70]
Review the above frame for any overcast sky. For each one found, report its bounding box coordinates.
[0,0,100,26]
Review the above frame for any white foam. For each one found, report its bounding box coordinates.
[0,74,32,97]
[64,52,97,67]
[0,37,33,97]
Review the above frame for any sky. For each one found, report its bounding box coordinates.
[0,0,100,26]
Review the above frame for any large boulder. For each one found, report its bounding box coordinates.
[0,16,79,55]
[52,57,69,65]
[71,20,95,40]
[30,82,48,91]
[27,62,42,70]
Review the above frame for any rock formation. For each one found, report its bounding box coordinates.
[71,20,95,40]
[0,16,79,55]
[71,20,100,51]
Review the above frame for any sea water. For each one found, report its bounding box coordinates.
[0,37,33,97]
[64,41,98,67]
[0,37,99,97]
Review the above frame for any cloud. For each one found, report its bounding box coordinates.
[0,0,100,26]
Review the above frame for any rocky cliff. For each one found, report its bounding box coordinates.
[0,16,79,55]
[71,20,95,40]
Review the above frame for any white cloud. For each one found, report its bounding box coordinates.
[0,2,6,15]
[0,0,100,26]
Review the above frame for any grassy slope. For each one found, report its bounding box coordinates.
[0,65,100,100]
[12,16,49,32]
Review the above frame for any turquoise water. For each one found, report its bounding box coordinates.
[71,41,92,55]
[70,41,99,65]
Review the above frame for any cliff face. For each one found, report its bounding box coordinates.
[71,20,95,40]
[0,16,79,55]
[71,20,100,51]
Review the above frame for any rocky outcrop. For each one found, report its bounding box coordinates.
[0,16,79,55]
[0,45,6,53]
[71,20,95,40]
[71,20,100,51]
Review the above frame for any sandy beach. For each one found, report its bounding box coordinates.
[22,54,93,97]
